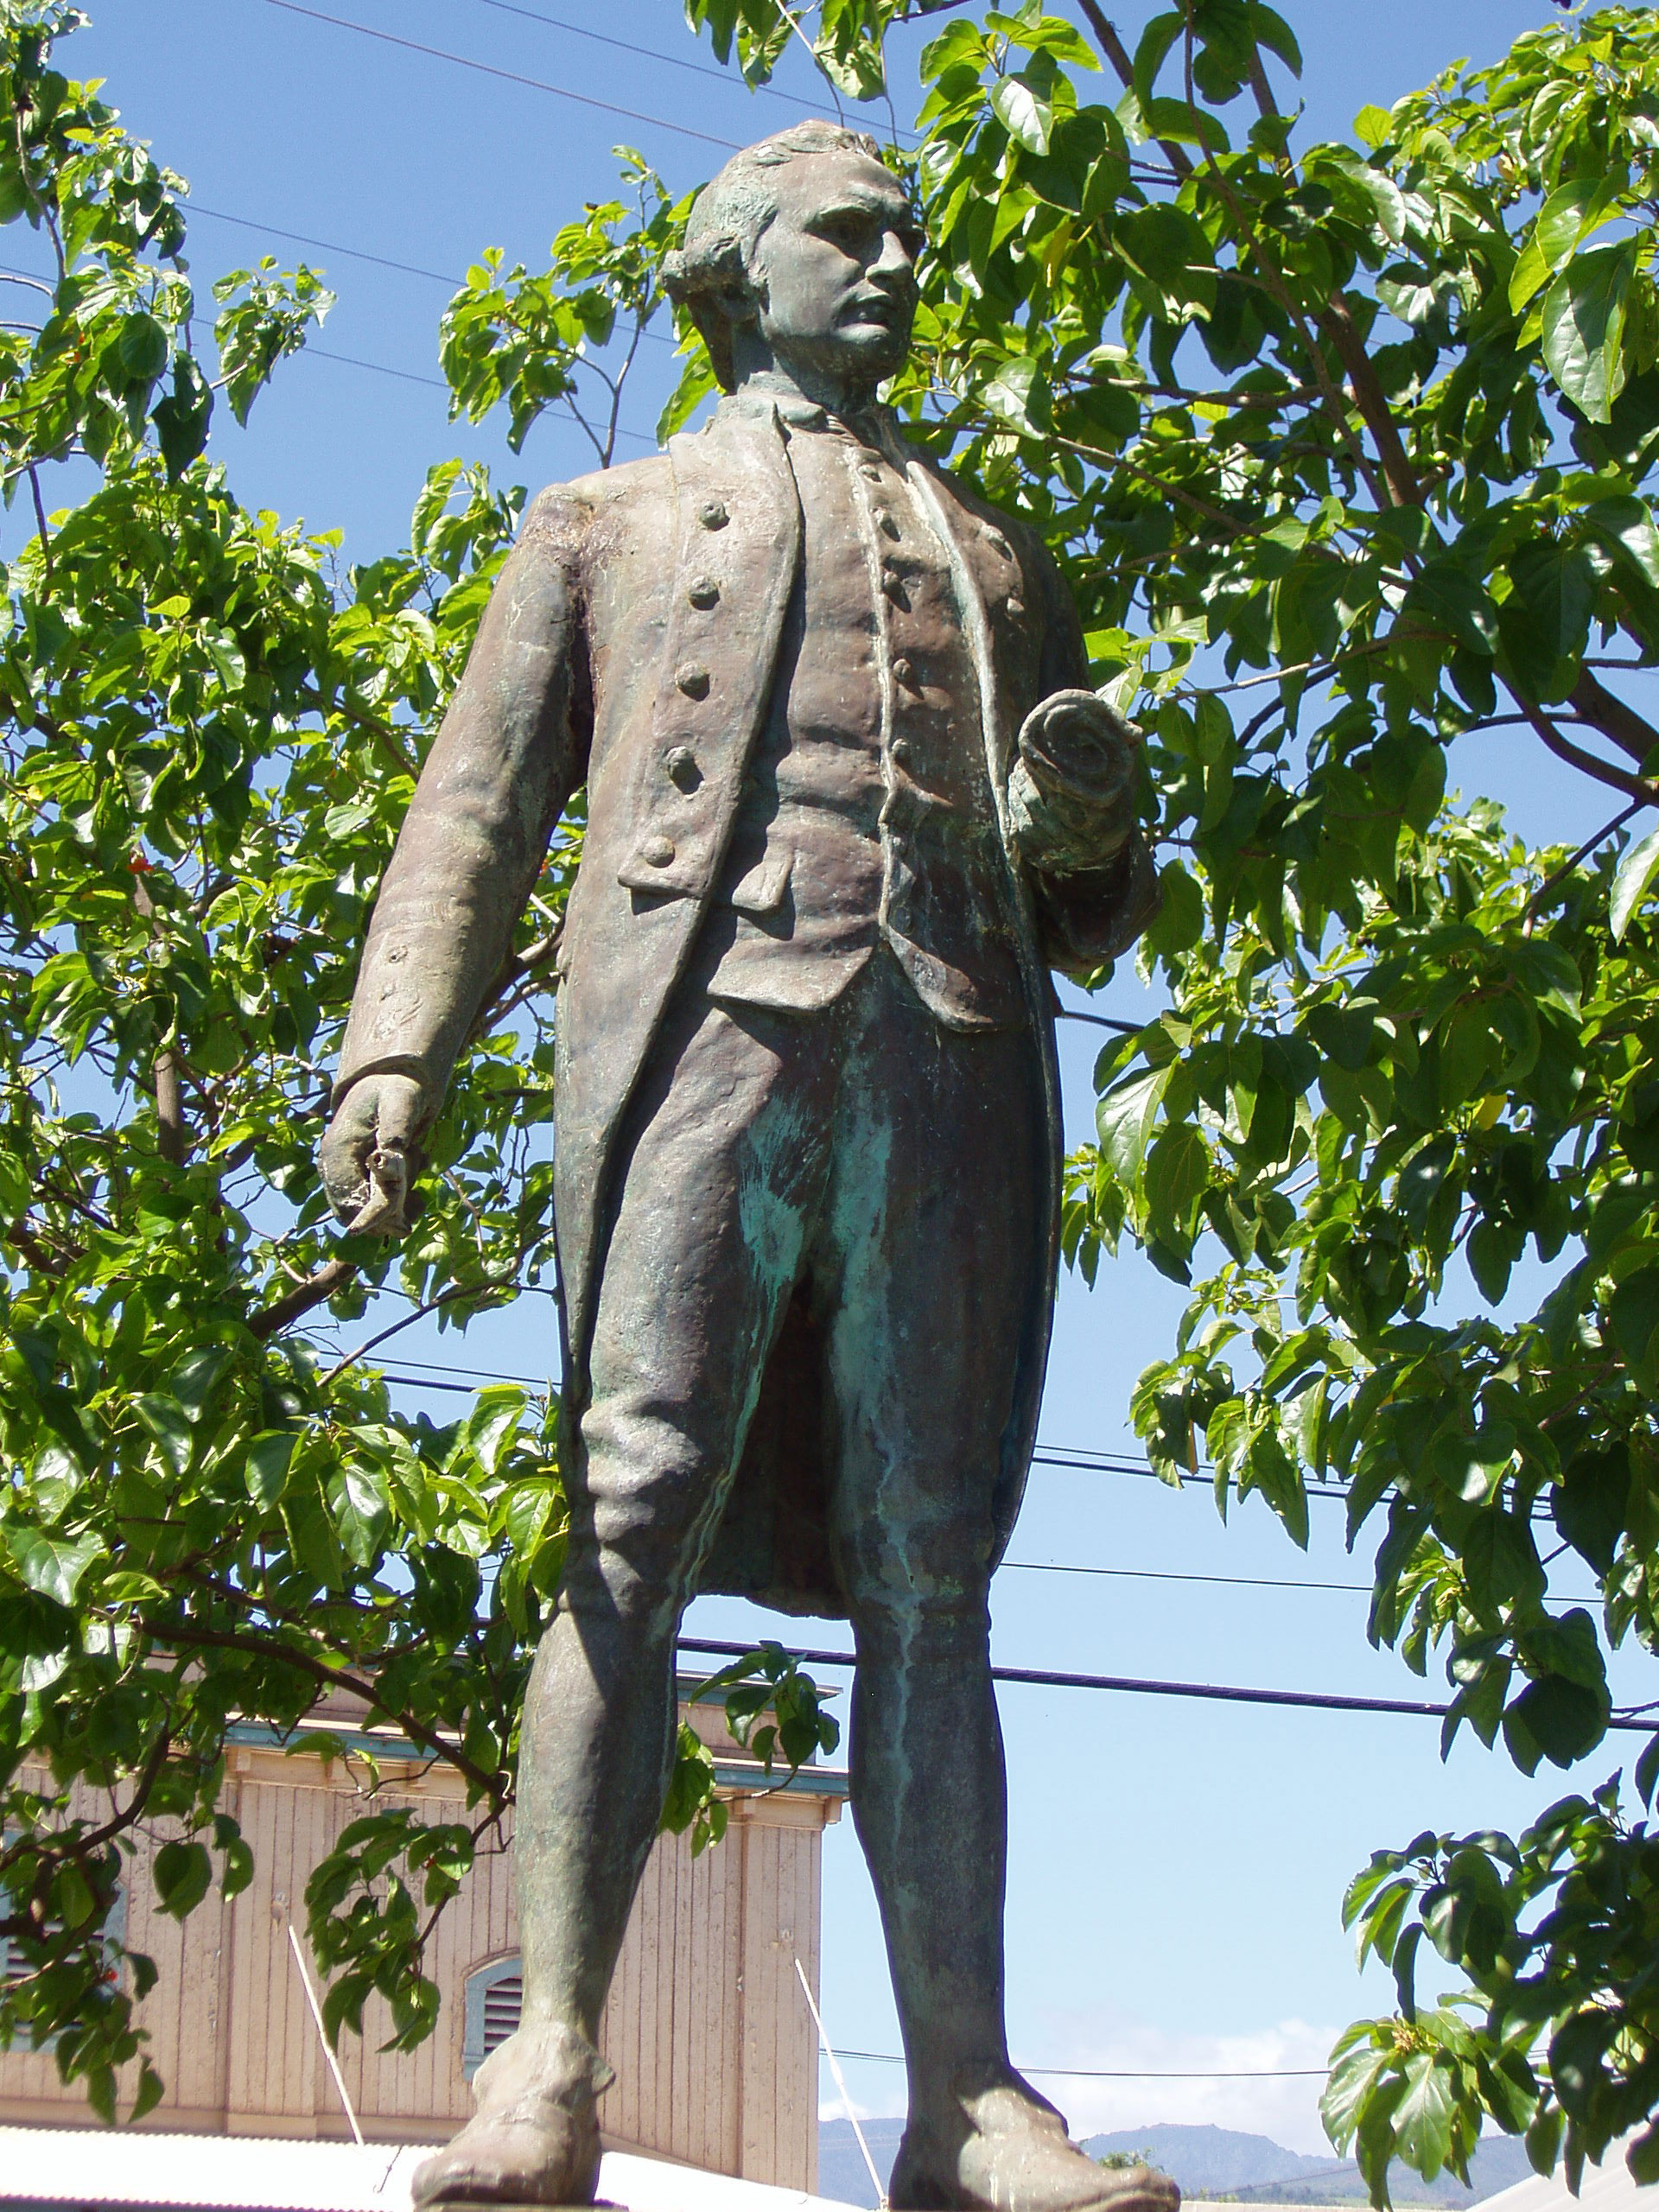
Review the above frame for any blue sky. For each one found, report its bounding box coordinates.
[31,0,1652,2156]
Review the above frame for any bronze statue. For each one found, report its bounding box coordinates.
[321,121,1169,2212]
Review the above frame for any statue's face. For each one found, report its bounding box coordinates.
[745,150,922,390]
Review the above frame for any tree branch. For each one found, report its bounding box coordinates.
[130,867,188,1166]
[143,1618,507,1804]
[1075,0,1194,178]
[1571,667,1659,766]
[1322,289,1422,509]
[1506,685,1659,806]
[249,1255,357,1339]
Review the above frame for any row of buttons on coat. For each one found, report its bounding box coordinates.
[639,494,736,864]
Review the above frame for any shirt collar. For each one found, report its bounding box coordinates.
[714,385,893,446]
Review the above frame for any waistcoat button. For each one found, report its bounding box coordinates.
[698,500,728,530]
[664,746,701,791]
[676,663,710,699]
[688,575,721,608]
[641,834,676,868]
[1006,594,1026,620]
[875,509,901,541]
[892,655,917,688]
[985,528,1013,558]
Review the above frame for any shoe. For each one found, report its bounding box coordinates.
[889,2068,1183,2212]
[411,2020,613,2208]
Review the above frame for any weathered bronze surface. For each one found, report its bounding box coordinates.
[321,122,1171,2212]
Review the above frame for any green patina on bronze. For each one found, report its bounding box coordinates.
[321,120,1165,2212]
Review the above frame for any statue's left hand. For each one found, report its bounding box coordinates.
[1008,689,1141,874]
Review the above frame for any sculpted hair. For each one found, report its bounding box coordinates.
[662,122,888,392]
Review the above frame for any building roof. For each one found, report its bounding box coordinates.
[0,2127,859,2212]
[1479,2140,1652,2212]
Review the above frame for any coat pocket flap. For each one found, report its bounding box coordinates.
[616,843,705,898]
[727,846,793,916]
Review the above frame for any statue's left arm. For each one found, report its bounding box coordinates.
[1009,529,1160,977]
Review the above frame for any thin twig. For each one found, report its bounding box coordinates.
[1523,800,1643,928]
[321,1271,524,1383]
[26,464,52,589]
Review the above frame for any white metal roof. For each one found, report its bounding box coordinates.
[0,2127,859,2212]
[1480,2139,1654,2212]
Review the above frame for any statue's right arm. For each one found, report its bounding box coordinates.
[319,488,594,1231]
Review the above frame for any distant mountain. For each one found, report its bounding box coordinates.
[816,2118,1539,2209]
[1082,2125,1537,2206]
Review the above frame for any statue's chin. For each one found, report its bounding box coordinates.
[777,327,912,399]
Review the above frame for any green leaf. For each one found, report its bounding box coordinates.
[133,1393,193,1475]
[1394,2050,1456,2179]
[1610,822,1659,941]
[6,1528,101,1607]
[1353,103,1395,149]
[153,1840,213,1920]
[244,1431,297,1510]
[1144,1121,1210,1241]
[1541,242,1634,424]
[1097,1066,1171,1184]
[990,73,1051,156]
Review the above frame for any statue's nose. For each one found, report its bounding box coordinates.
[871,229,916,286]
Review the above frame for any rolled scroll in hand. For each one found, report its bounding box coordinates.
[1007,688,1143,876]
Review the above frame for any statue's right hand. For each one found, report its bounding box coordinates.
[318,1072,428,1238]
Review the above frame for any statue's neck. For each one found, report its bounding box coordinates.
[726,340,880,428]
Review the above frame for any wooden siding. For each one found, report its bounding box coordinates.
[0,1726,841,2194]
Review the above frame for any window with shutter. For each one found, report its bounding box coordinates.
[462,1955,524,2079]
[0,1880,126,2049]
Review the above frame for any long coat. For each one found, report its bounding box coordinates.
[336,399,1156,1616]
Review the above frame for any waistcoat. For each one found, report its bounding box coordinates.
[702,398,1027,1033]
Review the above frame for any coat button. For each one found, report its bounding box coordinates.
[892,655,917,688]
[676,663,710,699]
[688,575,721,608]
[641,834,676,868]
[859,463,882,482]
[699,500,728,530]
[1007,594,1025,620]
[986,528,1013,558]
[664,745,701,791]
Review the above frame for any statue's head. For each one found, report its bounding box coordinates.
[664,123,922,400]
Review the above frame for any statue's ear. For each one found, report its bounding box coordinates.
[717,264,766,327]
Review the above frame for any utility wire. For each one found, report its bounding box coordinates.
[258,0,745,152]
[675,1635,1659,1734]
[828,2051,1329,2079]
[467,0,923,149]
[299,347,660,445]
[470,0,831,113]
[185,201,680,357]
[189,201,461,288]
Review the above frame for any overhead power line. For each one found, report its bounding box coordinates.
[186,201,679,357]
[189,202,461,288]
[296,350,658,446]
[830,2051,1329,2079]
[258,0,744,152]
[675,1635,1659,1734]
[470,0,831,114]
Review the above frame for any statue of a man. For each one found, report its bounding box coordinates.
[321,120,1168,2212]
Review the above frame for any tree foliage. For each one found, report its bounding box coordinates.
[15,0,1659,2185]
[0,0,830,2122]
[677,0,1659,2193]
